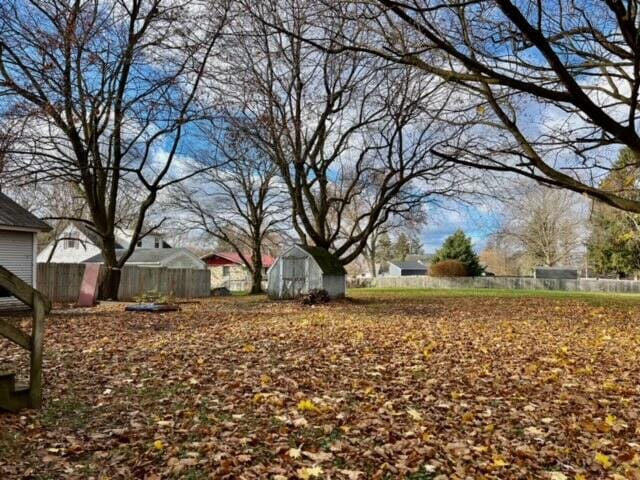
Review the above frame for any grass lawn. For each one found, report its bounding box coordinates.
[2,289,640,479]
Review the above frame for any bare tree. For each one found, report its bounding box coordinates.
[302,1,640,213]
[496,183,587,269]
[222,0,464,265]
[169,123,289,294]
[0,0,228,298]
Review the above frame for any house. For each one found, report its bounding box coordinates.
[387,259,428,276]
[0,192,51,309]
[267,245,346,299]
[378,254,433,276]
[83,248,206,270]
[201,252,275,291]
[37,222,171,264]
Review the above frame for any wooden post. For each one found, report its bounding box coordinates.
[0,266,49,410]
[29,294,45,409]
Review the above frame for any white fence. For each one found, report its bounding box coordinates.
[348,275,640,294]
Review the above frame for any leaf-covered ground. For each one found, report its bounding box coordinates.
[2,290,640,479]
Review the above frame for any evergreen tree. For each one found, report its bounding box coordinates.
[409,235,424,255]
[393,232,411,260]
[432,229,484,276]
[588,148,640,277]
[377,232,393,262]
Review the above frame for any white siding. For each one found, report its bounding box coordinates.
[322,275,346,299]
[0,230,35,309]
[37,224,100,263]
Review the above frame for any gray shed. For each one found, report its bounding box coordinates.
[533,266,578,280]
[0,192,51,309]
[267,245,346,299]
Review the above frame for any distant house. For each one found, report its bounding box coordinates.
[83,248,206,270]
[387,259,429,276]
[37,222,171,264]
[0,192,51,309]
[268,245,346,299]
[201,252,275,291]
[378,254,433,276]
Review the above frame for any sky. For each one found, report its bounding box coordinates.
[421,202,498,254]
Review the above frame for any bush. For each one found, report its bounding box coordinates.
[429,260,469,277]
[299,288,330,305]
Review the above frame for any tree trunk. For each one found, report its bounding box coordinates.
[100,239,121,300]
[249,254,262,295]
[368,244,377,277]
[101,266,121,300]
[249,267,263,294]
[249,240,264,294]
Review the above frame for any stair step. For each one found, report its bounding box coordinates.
[0,373,30,412]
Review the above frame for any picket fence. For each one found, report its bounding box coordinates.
[347,275,640,294]
[37,263,210,302]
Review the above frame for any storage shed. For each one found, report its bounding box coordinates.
[533,266,578,280]
[0,192,51,309]
[267,245,346,299]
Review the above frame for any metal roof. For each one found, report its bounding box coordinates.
[389,259,428,271]
[0,192,51,232]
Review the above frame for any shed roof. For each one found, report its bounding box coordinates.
[202,251,275,268]
[389,259,428,271]
[0,192,51,232]
[297,245,346,275]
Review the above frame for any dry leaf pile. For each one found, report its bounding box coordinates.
[1,292,640,479]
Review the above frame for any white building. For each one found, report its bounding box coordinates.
[267,244,346,299]
[83,248,206,270]
[0,192,51,309]
[37,222,171,264]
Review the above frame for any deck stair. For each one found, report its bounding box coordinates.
[0,372,29,412]
[0,265,51,411]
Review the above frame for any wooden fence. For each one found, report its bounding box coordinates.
[348,275,640,294]
[37,263,210,302]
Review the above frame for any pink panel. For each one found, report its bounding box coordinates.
[77,263,100,307]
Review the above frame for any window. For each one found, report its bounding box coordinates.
[137,240,143,247]
[64,234,79,249]
[154,237,160,248]
[222,266,230,277]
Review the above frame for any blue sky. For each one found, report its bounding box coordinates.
[421,203,499,254]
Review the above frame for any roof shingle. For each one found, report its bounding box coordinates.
[0,192,51,232]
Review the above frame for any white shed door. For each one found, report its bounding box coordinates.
[281,255,307,298]
[0,231,34,309]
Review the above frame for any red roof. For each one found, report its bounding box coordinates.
[202,251,275,268]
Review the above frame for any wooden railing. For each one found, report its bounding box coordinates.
[0,265,51,410]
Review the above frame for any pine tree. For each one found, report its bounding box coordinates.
[377,233,393,262]
[432,229,484,276]
[588,148,640,277]
[409,235,424,255]
[393,232,411,260]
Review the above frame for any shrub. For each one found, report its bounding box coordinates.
[299,288,330,305]
[429,259,469,277]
